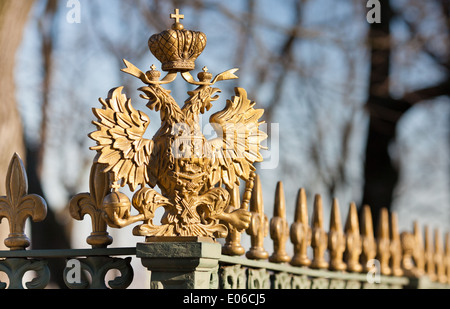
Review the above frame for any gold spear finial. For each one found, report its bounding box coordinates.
[246,174,269,260]
[434,229,447,283]
[360,205,376,272]
[222,184,245,256]
[390,212,403,276]
[445,232,450,283]
[290,188,311,267]
[269,181,291,263]
[424,225,437,281]
[376,208,391,276]
[328,198,346,271]
[413,221,425,275]
[400,231,417,277]
[311,194,328,269]
[344,202,362,272]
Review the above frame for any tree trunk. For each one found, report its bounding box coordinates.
[0,0,34,248]
[362,0,450,228]
[362,0,399,229]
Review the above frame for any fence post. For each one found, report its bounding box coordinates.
[136,237,221,289]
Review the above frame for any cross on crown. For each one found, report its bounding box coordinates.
[170,8,184,24]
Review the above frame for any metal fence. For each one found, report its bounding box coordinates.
[0,153,448,289]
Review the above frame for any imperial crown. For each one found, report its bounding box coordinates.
[148,9,207,72]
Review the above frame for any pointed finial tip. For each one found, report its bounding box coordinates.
[345,201,359,232]
[274,181,286,216]
[330,198,342,230]
[250,173,263,212]
[361,204,374,234]
[294,188,308,223]
[332,198,339,208]
[378,208,390,237]
[312,194,324,227]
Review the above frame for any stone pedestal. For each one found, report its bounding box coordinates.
[136,237,221,289]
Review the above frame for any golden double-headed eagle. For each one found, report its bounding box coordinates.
[89,9,267,239]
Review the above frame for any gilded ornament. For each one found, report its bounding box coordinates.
[0,153,47,250]
[89,9,267,239]
[69,162,113,247]
[445,232,450,284]
[434,229,447,283]
[424,225,436,281]
[389,212,403,276]
[269,181,290,263]
[343,202,362,272]
[376,208,391,276]
[290,188,311,267]
[328,198,346,271]
[310,194,328,269]
[222,184,245,255]
[360,205,376,272]
[400,231,419,277]
[246,174,269,260]
[412,221,425,276]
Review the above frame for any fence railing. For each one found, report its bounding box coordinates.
[0,153,448,289]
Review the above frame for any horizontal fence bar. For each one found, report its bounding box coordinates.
[0,247,137,259]
[219,255,410,286]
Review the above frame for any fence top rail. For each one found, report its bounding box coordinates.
[0,247,137,259]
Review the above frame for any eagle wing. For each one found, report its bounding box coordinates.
[89,87,153,192]
[207,87,267,189]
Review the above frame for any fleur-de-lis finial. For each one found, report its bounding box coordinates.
[0,153,47,250]
[69,162,113,248]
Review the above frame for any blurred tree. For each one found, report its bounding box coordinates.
[0,0,34,287]
[0,0,71,288]
[0,0,34,247]
[362,0,450,227]
[29,0,72,288]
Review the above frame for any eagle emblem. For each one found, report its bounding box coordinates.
[89,10,267,239]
